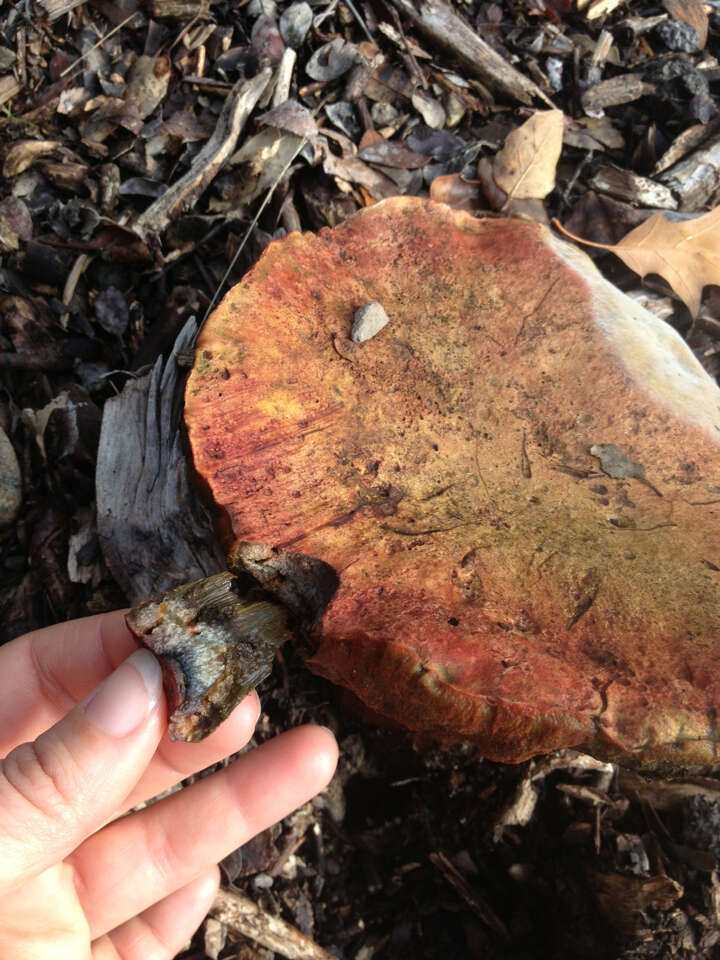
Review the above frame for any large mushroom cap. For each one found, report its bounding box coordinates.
[185,197,720,771]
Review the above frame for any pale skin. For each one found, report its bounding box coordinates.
[0,611,339,959]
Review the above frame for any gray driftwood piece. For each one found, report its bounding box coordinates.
[97,318,224,603]
[387,0,551,106]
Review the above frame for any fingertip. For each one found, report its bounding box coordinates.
[299,723,340,789]
[198,690,261,748]
[191,864,221,907]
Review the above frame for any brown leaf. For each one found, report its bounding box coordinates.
[429,173,482,212]
[556,206,720,317]
[357,139,429,169]
[258,99,318,141]
[492,109,563,200]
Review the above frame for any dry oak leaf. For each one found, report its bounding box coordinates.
[556,207,720,317]
[492,109,564,200]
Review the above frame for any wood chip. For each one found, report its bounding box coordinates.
[321,148,397,200]
[653,118,720,175]
[357,140,429,169]
[579,0,625,19]
[149,0,212,17]
[581,74,656,113]
[3,140,61,178]
[37,0,86,20]
[0,74,21,107]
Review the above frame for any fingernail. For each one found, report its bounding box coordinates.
[84,650,163,738]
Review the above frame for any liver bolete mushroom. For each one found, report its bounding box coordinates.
[181,197,720,771]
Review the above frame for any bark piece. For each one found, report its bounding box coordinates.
[581,75,656,113]
[185,197,720,771]
[589,165,677,209]
[659,133,720,211]
[97,318,225,603]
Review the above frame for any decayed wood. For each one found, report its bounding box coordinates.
[135,68,272,239]
[659,133,720,211]
[578,0,625,19]
[589,165,677,209]
[211,887,337,960]
[37,0,86,20]
[96,318,224,603]
[149,0,212,17]
[581,74,656,113]
[386,0,551,106]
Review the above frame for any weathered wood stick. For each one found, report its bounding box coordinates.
[135,68,272,239]
[211,887,338,960]
[387,0,552,106]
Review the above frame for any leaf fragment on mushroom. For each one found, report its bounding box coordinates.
[590,444,646,481]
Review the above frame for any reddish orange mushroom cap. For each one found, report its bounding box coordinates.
[185,197,720,770]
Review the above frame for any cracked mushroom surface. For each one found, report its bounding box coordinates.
[185,197,720,771]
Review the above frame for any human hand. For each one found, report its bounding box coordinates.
[0,611,338,959]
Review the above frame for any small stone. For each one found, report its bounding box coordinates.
[0,427,21,528]
[350,301,390,343]
[656,19,701,53]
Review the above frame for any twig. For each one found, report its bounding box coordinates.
[342,0,374,43]
[60,13,139,78]
[430,852,509,939]
[211,887,337,960]
[388,5,427,89]
[135,68,272,240]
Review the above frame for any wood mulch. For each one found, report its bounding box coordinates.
[2,0,720,956]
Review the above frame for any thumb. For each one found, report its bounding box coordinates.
[0,649,164,894]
